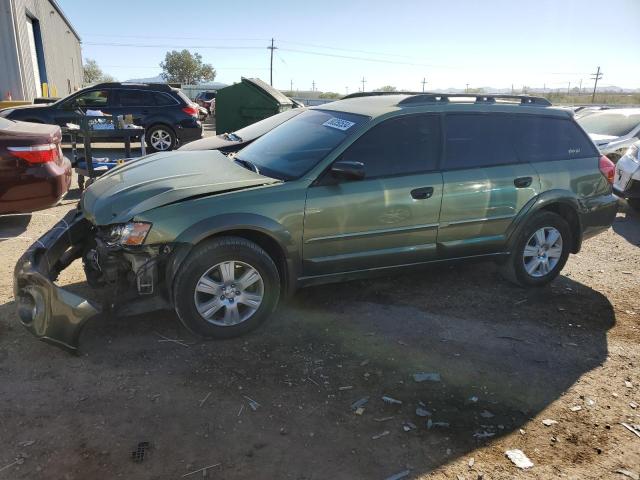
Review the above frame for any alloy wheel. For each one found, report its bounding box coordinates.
[150,129,172,151]
[522,226,563,278]
[193,261,264,326]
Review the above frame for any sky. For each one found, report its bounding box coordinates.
[58,0,640,93]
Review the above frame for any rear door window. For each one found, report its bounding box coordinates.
[118,90,156,107]
[443,114,518,170]
[341,114,441,178]
[513,116,598,162]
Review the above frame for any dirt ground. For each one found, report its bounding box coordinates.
[1,144,639,479]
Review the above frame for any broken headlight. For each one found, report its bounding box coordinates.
[105,222,152,246]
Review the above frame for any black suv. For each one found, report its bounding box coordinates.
[0,83,202,152]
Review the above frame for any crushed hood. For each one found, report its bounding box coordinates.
[81,150,280,225]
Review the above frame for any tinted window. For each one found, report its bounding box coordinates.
[341,114,441,178]
[236,109,367,180]
[119,90,155,107]
[514,116,598,162]
[232,108,304,139]
[444,114,517,169]
[153,92,176,106]
[68,90,109,108]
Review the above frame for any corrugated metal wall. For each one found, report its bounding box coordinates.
[0,1,24,100]
[0,0,82,101]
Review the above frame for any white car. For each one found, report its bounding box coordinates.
[613,141,640,210]
[577,108,640,160]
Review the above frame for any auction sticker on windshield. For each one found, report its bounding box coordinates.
[323,117,356,131]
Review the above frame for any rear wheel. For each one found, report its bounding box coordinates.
[499,211,572,287]
[146,125,176,152]
[174,237,280,338]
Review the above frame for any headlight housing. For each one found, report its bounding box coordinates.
[105,222,152,246]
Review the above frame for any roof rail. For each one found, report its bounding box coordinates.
[91,82,173,92]
[398,93,552,107]
[342,91,423,99]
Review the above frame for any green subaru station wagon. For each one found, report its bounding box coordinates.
[14,93,618,352]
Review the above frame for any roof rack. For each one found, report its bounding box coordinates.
[398,93,552,107]
[342,91,423,99]
[91,82,173,92]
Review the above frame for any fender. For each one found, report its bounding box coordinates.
[169,213,300,296]
[505,189,584,253]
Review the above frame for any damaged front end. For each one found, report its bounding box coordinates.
[14,209,178,354]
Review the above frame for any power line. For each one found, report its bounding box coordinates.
[84,42,263,50]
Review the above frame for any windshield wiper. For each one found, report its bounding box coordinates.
[234,157,259,174]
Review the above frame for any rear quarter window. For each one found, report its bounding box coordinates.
[153,92,178,106]
[513,116,598,162]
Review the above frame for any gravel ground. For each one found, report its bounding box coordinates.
[0,134,639,479]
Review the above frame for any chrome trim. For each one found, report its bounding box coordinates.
[305,222,439,244]
[439,214,514,228]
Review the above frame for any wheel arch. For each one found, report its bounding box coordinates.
[507,190,584,254]
[168,214,299,298]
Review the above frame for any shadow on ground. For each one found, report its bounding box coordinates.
[612,202,640,247]
[0,259,615,479]
[0,214,31,242]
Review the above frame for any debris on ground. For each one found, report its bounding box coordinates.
[473,430,496,439]
[416,407,431,417]
[413,372,441,382]
[402,421,417,432]
[351,396,369,410]
[505,449,534,469]
[131,442,151,463]
[542,419,559,426]
[372,430,390,440]
[199,392,211,408]
[468,457,475,468]
[479,410,494,418]
[570,405,582,412]
[182,463,221,478]
[338,386,353,391]
[243,395,260,411]
[154,331,190,348]
[373,416,395,422]
[354,407,365,416]
[17,440,35,447]
[384,469,411,480]
[621,423,640,439]
[630,402,638,409]
[427,419,450,429]
[0,455,25,474]
[360,359,370,367]
[625,381,633,388]
[615,469,640,480]
[382,395,402,406]
[467,396,479,403]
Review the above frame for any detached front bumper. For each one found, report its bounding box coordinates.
[13,209,99,354]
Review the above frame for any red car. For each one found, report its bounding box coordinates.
[0,118,71,214]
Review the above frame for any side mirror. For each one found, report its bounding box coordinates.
[330,161,365,181]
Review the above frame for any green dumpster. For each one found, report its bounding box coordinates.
[215,77,294,133]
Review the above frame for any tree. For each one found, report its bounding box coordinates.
[160,50,216,85]
[374,85,397,92]
[83,58,115,85]
[319,92,341,99]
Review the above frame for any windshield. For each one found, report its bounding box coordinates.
[235,109,368,180]
[578,112,640,137]
[229,108,305,141]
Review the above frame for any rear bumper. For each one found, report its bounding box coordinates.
[580,193,619,242]
[176,120,203,144]
[13,209,99,353]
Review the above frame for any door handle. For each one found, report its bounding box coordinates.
[410,187,434,200]
[514,176,533,188]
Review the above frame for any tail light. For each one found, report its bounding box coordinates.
[182,104,199,117]
[599,155,615,184]
[8,143,59,164]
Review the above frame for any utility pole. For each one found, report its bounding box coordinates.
[579,78,583,94]
[312,80,316,92]
[465,83,469,93]
[567,81,571,95]
[346,86,349,94]
[361,77,366,92]
[290,79,293,93]
[511,84,514,94]
[543,83,546,93]
[590,66,602,103]
[421,77,427,92]
[267,38,277,86]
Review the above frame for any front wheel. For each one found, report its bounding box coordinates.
[174,237,281,338]
[499,211,572,287]
[146,125,176,152]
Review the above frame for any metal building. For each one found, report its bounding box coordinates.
[0,0,82,101]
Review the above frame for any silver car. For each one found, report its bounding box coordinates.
[577,108,640,160]
[613,140,640,210]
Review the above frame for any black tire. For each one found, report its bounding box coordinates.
[499,211,572,287]
[146,124,177,152]
[173,236,281,338]
[628,198,640,211]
